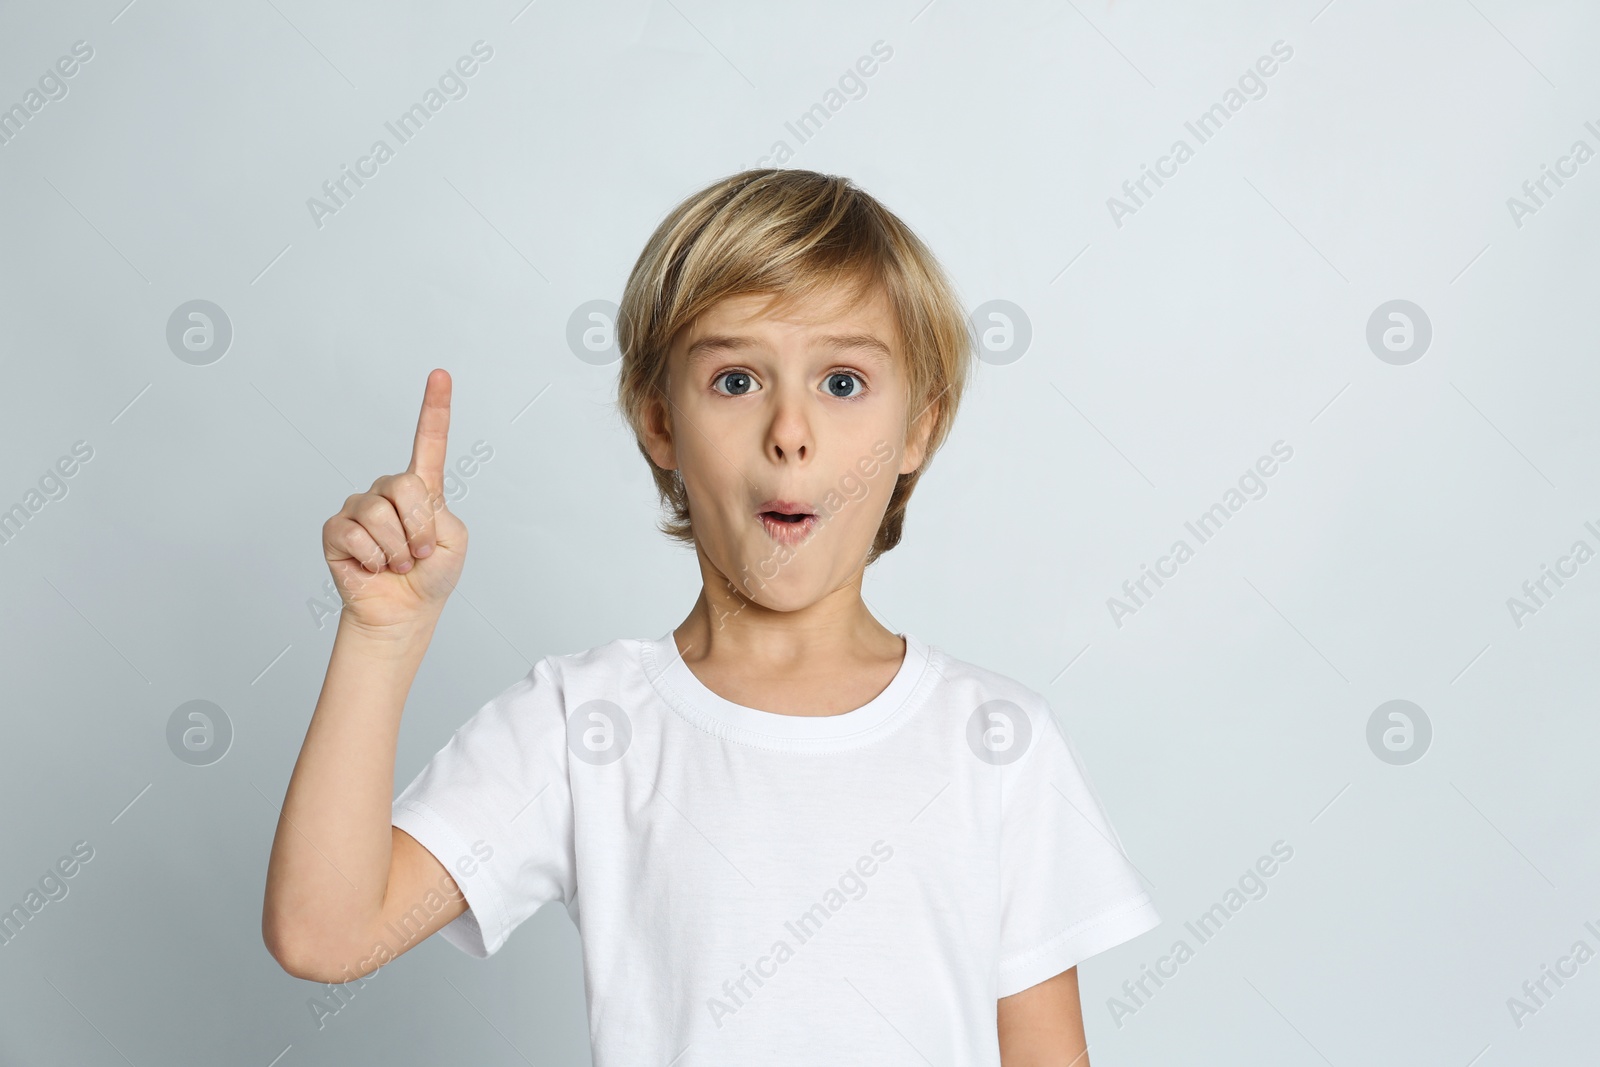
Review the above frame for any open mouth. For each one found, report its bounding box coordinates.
[756,499,819,543]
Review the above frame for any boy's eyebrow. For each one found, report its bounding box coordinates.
[684,333,894,367]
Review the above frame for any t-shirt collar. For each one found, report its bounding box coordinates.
[640,630,934,752]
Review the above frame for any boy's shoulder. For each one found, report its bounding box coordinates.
[538,635,641,670]
[924,640,1049,704]
[520,635,642,690]
[915,639,1061,742]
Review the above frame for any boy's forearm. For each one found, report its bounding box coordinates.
[261,611,438,973]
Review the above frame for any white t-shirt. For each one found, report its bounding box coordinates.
[391,632,1160,1064]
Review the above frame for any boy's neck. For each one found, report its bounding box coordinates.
[670,589,906,717]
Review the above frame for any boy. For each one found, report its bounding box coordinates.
[263,169,1160,1064]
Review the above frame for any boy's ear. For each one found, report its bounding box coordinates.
[899,394,940,475]
[641,392,678,472]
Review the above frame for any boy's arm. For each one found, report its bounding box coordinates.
[262,616,467,983]
[997,967,1091,1067]
[262,370,472,983]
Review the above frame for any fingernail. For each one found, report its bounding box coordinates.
[414,543,433,558]
[394,559,412,573]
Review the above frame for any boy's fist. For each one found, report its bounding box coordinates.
[321,369,468,632]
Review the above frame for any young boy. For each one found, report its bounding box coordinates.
[263,169,1160,1064]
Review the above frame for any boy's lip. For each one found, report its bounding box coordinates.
[755,498,816,517]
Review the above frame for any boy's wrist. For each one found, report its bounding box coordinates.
[335,610,440,660]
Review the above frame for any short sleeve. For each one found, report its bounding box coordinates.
[391,660,575,959]
[997,698,1160,997]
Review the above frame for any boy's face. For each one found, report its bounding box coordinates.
[645,280,936,612]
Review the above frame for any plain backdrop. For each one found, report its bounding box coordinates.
[1,1,1597,1064]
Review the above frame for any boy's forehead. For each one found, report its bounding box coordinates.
[678,284,897,351]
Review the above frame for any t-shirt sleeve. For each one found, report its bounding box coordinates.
[391,660,575,959]
[996,695,1160,998]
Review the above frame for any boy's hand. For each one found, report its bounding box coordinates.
[321,369,467,633]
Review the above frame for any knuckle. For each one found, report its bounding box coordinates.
[340,528,372,557]
[409,501,439,532]
[356,495,397,526]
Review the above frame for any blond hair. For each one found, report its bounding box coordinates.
[615,168,972,566]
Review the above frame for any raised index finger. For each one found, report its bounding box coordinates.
[408,368,452,491]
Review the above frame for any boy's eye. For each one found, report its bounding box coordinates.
[713,370,758,397]
[824,371,865,399]
[710,370,867,399]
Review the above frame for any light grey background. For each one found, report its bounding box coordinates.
[2,0,1596,1063]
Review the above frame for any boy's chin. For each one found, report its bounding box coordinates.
[715,558,847,613]
[739,584,831,614]
[722,569,817,608]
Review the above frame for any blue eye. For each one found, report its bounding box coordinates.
[825,372,865,399]
[713,370,758,396]
[711,369,867,399]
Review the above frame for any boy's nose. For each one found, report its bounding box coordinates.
[765,396,814,462]
[770,437,808,461]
